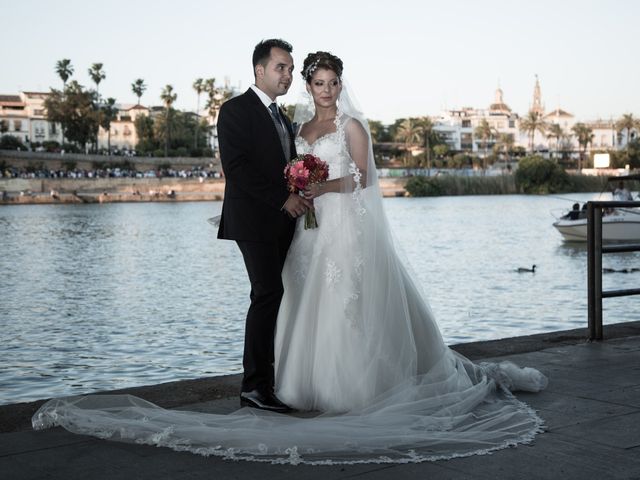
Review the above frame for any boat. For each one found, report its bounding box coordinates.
[552,175,640,242]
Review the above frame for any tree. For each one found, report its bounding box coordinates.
[192,78,205,149]
[204,78,233,154]
[160,85,177,157]
[54,59,74,144]
[367,120,390,143]
[494,132,515,163]
[88,63,106,100]
[394,118,422,166]
[45,81,99,150]
[474,119,496,172]
[571,123,594,171]
[55,59,74,89]
[131,79,147,105]
[519,111,547,152]
[205,78,232,125]
[616,113,639,148]
[99,97,117,154]
[415,117,435,171]
[433,144,449,167]
[134,114,156,153]
[515,155,570,193]
[546,123,564,161]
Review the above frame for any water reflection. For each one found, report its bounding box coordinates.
[1,195,638,405]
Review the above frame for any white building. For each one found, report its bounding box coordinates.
[433,87,519,154]
[0,92,62,146]
[97,103,150,152]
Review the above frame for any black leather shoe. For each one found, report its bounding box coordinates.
[240,389,292,413]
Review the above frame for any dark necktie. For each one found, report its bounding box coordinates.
[268,103,290,160]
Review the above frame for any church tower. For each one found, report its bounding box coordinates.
[530,75,545,116]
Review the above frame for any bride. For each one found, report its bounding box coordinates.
[32,51,547,465]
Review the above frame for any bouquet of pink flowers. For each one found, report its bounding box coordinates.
[284,153,329,229]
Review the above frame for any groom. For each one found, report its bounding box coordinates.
[217,39,312,412]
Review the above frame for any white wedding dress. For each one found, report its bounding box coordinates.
[32,92,547,466]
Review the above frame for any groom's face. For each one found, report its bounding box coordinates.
[255,47,294,100]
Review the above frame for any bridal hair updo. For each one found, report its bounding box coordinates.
[302,51,343,83]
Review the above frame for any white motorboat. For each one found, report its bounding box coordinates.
[553,175,640,242]
[553,207,640,242]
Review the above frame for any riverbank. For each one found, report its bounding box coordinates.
[0,177,409,204]
[2,321,639,478]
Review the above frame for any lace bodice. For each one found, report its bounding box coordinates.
[295,116,350,180]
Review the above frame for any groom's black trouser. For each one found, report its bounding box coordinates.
[236,230,293,393]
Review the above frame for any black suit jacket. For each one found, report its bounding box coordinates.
[217,88,297,242]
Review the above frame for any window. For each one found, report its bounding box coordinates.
[462,120,471,128]
[34,109,45,116]
[14,120,22,131]
[50,123,57,134]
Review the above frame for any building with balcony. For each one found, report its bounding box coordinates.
[0,92,62,146]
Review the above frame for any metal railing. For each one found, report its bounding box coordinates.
[587,200,640,340]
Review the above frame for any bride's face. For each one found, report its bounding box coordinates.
[307,68,342,109]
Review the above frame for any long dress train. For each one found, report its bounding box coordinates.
[32,97,547,466]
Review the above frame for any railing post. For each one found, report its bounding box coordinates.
[594,207,603,340]
[587,202,603,341]
[587,202,595,340]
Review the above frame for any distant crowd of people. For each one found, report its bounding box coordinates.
[0,166,223,180]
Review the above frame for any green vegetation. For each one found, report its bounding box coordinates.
[134,109,210,157]
[405,155,620,197]
[405,174,516,196]
[515,155,569,193]
[45,81,100,149]
[0,135,26,150]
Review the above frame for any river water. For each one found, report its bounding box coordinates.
[1,194,639,405]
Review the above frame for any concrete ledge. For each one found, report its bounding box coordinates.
[2,321,638,434]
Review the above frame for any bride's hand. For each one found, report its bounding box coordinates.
[304,183,324,200]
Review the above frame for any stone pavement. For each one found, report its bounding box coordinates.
[2,323,640,480]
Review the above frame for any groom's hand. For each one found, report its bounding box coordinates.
[283,194,313,218]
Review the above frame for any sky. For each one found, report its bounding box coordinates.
[2,0,638,124]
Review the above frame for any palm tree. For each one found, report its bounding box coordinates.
[160,85,177,157]
[205,78,233,153]
[55,59,74,89]
[494,132,515,163]
[571,123,594,171]
[394,118,422,167]
[192,78,205,149]
[54,59,74,145]
[519,111,547,152]
[205,78,232,123]
[99,98,118,154]
[616,113,638,148]
[546,123,564,161]
[474,119,496,172]
[415,116,435,172]
[88,63,106,100]
[131,79,147,105]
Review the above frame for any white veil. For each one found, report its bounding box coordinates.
[32,77,548,466]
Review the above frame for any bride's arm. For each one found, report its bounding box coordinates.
[304,120,370,199]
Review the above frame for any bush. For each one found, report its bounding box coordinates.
[404,176,443,196]
[515,156,570,194]
[174,147,189,157]
[404,174,516,197]
[0,135,25,150]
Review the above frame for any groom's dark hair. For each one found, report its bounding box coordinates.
[253,39,293,71]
